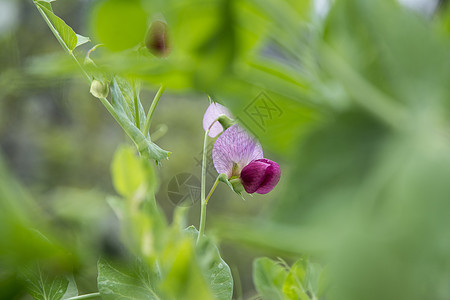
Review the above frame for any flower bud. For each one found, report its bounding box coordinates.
[145,20,170,57]
[240,159,280,194]
[90,79,109,99]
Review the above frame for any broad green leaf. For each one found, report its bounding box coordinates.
[97,258,160,300]
[22,265,69,300]
[186,226,233,300]
[253,258,288,300]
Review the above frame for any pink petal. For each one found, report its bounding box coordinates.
[241,159,281,194]
[240,160,270,194]
[203,102,233,138]
[255,159,281,194]
[212,125,263,178]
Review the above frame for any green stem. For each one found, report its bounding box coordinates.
[143,85,166,137]
[67,292,101,300]
[205,176,220,205]
[134,93,140,130]
[197,129,209,243]
[99,97,122,128]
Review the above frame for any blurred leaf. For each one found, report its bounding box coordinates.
[253,257,323,300]
[160,237,215,300]
[322,0,450,112]
[62,275,78,299]
[283,257,322,300]
[97,258,160,300]
[111,145,152,198]
[0,154,72,271]
[110,145,166,260]
[22,265,70,300]
[90,0,147,52]
[186,226,233,300]
[253,258,287,300]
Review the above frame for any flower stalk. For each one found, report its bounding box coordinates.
[143,84,166,138]
[197,128,210,243]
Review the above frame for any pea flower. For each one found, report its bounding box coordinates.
[203,102,233,137]
[212,124,280,194]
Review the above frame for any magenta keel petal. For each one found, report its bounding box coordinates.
[240,160,271,194]
[203,102,233,138]
[212,125,263,178]
[241,159,280,194]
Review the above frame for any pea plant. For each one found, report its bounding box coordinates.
[17,1,321,299]
[4,0,450,300]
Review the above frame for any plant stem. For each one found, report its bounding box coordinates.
[143,85,166,137]
[205,176,220,205]
[67,292,101,300]
[197,129,209,243]
[134,93,140,130]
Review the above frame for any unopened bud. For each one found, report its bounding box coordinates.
[90,79,109,99]
[145,20,170,57]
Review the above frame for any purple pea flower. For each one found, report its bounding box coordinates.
[203,102,233,137]
[212,124,280,194]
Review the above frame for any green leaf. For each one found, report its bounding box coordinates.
[282,259,308,300]
[159,237,215,300]
[35,3,78,51]
[34,1,90,51]
[253,258,288,300]
[23,266,69,300]
[90,0,147,52]
[185,226,233,300]
[114,77,146,129]
[76,34,90,48]
[97,258,160,300]
[62,275,78,299]
[109,79,170,164]
[111,145,156,198]
[282,257,322,300]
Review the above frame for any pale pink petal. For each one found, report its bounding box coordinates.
[203,102,233,138]
[212,125,263,178]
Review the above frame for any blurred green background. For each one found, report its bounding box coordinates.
[2,0,450,299]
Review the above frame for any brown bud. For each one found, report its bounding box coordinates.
[145,20,170,57]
